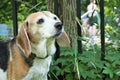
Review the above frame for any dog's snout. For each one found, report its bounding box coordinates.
[54,22,63,30]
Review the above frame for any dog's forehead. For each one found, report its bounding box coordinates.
[25,11,55,22]
[42,11,55,17]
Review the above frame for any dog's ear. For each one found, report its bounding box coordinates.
[16,21,31,57]
[57,31,70,47]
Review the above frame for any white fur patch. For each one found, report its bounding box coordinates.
[0,69,7,80]
[23,56,52,80]
[31,39,56,58]
[25,39,56,80]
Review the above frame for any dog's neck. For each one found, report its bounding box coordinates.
[23,38,55,80]
[30,38,56,59]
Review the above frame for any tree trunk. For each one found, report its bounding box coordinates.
[47,0,54,12]
[47,0,77,47]
[47,1,79,80]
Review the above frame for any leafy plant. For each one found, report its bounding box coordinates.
[49,44,102,80]
[103,51,120,80]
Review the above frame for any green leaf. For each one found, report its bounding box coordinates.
[103,63,114,79]
[65,74,73,80]
[114,69,120,76]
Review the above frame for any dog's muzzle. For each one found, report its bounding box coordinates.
[55,22,63,31]
[54,22,63,37]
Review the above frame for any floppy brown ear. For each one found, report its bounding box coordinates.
[16,22,31,57]
[57,31,70,47]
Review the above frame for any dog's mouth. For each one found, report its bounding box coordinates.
[54,31,62,37]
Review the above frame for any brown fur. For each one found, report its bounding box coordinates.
[7,43,29,80]
[7,21,31,80]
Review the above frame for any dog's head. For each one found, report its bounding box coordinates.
[16,11,70,57]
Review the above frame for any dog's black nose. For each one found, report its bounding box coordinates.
[54,22,63,30]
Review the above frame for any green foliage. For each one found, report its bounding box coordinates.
[49,44,120,80]
[50,48,76,80]
[17,0,47,24]
[78,51,104,80]
[0,0,47,25]
[0,36,8,41]
[49,45,102,80]
[103,51,120,80]
[0,0,12,25]
[0,0,47,40]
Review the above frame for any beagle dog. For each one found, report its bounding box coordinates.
[0,11,70,80]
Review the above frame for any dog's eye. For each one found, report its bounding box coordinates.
[37,18,44,24]
[53,17,57,20]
